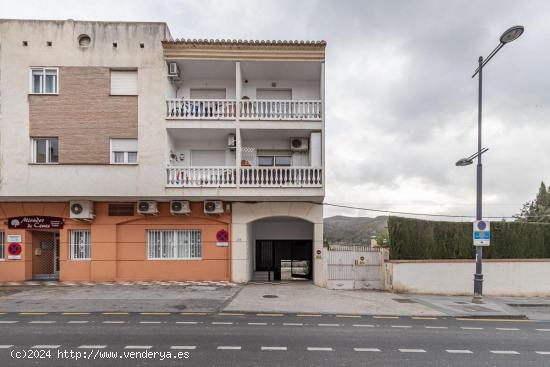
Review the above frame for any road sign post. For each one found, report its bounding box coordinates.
[472,220,490,302]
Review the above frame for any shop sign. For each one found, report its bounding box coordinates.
[8,216,64,230]
[216,229,229,247]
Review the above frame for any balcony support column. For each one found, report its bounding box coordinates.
[236,61,242,119]
[235,127,242,188]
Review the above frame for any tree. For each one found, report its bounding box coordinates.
[515,182,550,223]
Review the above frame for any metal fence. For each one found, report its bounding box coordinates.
[326,245,383,290]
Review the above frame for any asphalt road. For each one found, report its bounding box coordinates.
[0,312,549,366]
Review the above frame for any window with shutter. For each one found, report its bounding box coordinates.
[110,70,138,95]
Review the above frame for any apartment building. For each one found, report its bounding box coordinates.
[0,19,326,286]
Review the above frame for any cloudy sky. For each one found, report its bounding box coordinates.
[2,0,548,219]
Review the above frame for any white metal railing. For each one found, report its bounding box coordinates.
[240,166,323,187]
[240,99,322,120]
[166,99,237,119]
[166,167,237,187]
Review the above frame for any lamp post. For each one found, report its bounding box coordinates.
[456,25,524,302]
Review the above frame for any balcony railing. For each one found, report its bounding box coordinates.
[240,100,322,120]
[240,166,323,187]
[165,99,322,121]
[166,166,323,188]
[166,167,237,187]
[166,99,237,119]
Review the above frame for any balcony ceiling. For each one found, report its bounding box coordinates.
[241,129,313,140]
[174,60,235,80]
[241,61,320,81]
[167,127,234,141]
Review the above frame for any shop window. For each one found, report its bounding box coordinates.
[70,230,91,260]
[147,230,201,260]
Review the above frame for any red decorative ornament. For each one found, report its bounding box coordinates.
[216,229,229,242]
[8,243,22,256]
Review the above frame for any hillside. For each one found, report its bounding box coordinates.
[323,215,388,244]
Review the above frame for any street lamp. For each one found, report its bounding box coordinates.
[456,25,524,302]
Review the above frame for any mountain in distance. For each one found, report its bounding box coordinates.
[323,215,388,244]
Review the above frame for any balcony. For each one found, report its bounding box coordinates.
[165,98,321,121]
[166,166,323,188]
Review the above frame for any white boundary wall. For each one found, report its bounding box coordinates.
[385,259,550,296]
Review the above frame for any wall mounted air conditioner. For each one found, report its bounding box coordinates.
[228,133,236,150]
[170,200,191,215]
[70,200,95,220]
[137,200,159,215]
[167,62,180,79]
[204,200,224,215]
[290,137,309,152]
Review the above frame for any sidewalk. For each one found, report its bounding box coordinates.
[1,281,548,319]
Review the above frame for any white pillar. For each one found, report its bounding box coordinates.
[235,61,242,118]
[313,222,326,287]
[235,127,241,187]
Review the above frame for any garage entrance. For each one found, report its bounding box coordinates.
[256,240,312,281]
[250,216,314,282]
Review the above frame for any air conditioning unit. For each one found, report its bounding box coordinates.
[70,200,95,220]
[137,200,159,215]
[170,200,191,215]
[204,200,224,215]
[228,133,236,150]
[290,137,309,151]
[167,62,180,79]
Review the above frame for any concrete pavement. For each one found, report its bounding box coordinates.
[0,312,549,366]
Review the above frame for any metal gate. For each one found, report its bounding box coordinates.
[326,245,382,290]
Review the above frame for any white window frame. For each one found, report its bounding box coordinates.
[69,230,91,260]
[31,137,59,164]
[147,230,202,260]
[0,232,4,261]
[29,67,59,94]
[257,155,292,167]
[110,139,138,165]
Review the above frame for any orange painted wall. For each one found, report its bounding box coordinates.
[0,202,231,282]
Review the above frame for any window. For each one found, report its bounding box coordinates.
[110,70,138,95]
[110,138,138,164]
[31,138,58,163]
[70,230,91,260]
[108,203,135,216]
[258,155,292,167]
[0,232,4,260]
[30,68,58,94]
[147,230,201,260]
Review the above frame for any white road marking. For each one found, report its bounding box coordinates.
[391,325,412,328]
[446,350,473,354]
[354,348,381,352]
[176,321,199,325]
[32,345,60,349]
[248,322,268,326]
[535,351,550,355]
[124,346,152,350]
[318,323,339,327]
[283,323,303,326]
[79,345,106,349]
[0,345,14,349]
[261,346,287,351]
[495,327,520,331]
[68,321,89,324]
[536,329,550,332]
[425,326,448,329]
[307,347,333,351]
[103,321,125,324]
[211,322,233,325]
[490,350,519,355]
[139,321,162,324]
[461,327,484,330]
[170,346,196,350]
[29,321,56,324]
[399,349,426,353]
[353,324,375,328]
[217,346,241,350]
[0,321,18,324]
